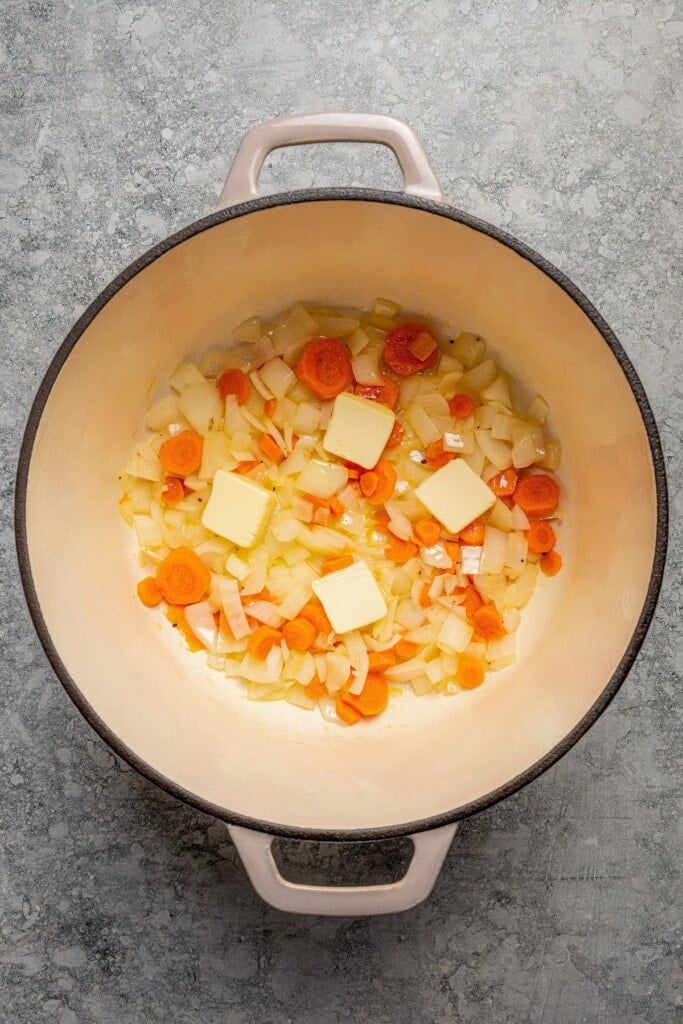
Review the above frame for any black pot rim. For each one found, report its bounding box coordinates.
[15,187,669,842]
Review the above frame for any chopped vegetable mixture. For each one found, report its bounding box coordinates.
[119,300,564,726]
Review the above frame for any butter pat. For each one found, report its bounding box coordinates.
[312,560,387,634]
[202,468,276,548]
[415,458,495,535]
[322,392,395,470]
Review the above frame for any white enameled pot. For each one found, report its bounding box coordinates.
[16,114,667,915]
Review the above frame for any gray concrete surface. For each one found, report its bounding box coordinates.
[1,2,681,1022]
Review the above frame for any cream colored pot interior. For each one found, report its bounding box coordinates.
[25,200,658,832]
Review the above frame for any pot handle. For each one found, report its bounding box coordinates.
[215,112,445,210]
[227,822,457,916]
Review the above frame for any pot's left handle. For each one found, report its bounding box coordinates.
[227,823,457,916]
[215,112,445,210]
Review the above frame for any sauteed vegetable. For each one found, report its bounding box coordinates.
[118,299,564,725]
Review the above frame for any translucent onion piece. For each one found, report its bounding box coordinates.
[351,349,385,385]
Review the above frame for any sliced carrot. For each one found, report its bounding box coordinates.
[408,330,437,362]
[258,433,285,464]
[218,609,233,638]
[340,673,389,717]
[374,508,391,531]
[359,470,379,498]
[166,605,204,652]
[161,477,185,504]
[302,493,329,512]
[414,518,441,546]
[247,624,283,659]
[366,459,397,505]
[346,468,361,480]
[448,393,475,419]
[384,420,405,450]
[353,381,400,409]
[242,587,271,605]
[540,550,563,576]
[137,576,162,608]
[234,459,260,475]
[296,337,354,400]
[282,617,317,651]
[312,506,331,526]
[444,540,460,563]
[383,323,438,376]
[321,554,354,575]
[418,583,431,608]
[328,496,344,517]
[264,397,277,418]
[394,638,419,659]
[457,584,484,619]
[385,534,418,564]
[488,468,518,497]
[471,605,506,640]
[424,438,455,469]
[304,677,327,701]
[459,518,485,545]
[456,655,486,689]
[217,368,251,404]
[514,473,560,518]
[337,696,361,725]
[156,548,211,605]
[526,520,557,554]
[299,601,332,635]
[368,649,397,671]
[158,430,203,477]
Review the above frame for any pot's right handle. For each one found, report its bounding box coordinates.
[215,112,445,210]
[227,822,457,916]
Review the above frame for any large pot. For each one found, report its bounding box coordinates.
[16,114,667,915]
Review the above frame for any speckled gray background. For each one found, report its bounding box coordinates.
[1,2,681,1022]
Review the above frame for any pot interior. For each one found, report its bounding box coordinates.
[23,198,660,833]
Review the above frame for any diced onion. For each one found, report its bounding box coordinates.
[384,500,413,542]
[462,358,497,391]
[249,369,273,400]
[351,349,385,385]
[184,601,218,652]
[420,542,453,570]
[226,554,250,581]
[347,327,370,355]
[218,578,251,639]
[503,563,539,608]
[232,316,261,343]
[133,515,163,548]
[481,372,512,409]
[511,423,546,469]
[476,429,513,470]
[286,686,316,710]
[437,614,473,654]
[460,545,482,574]
[480,526,508,575]
[406,403,441,446]
[297,525,349,555]
[260,357,296,399]
[343,631,370,694]
[325,652,352,693]
[505,531,528,572]
[486,633,516,662]
[246,601,284,628]
[170,363,206,394]
[296,460,348,499]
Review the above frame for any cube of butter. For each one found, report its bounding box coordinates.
[311,560,387,634]
[201,468,276,548]
[322,392,395,470]
[414,458,495,535]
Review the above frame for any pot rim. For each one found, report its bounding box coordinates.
[15,188,669,841]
